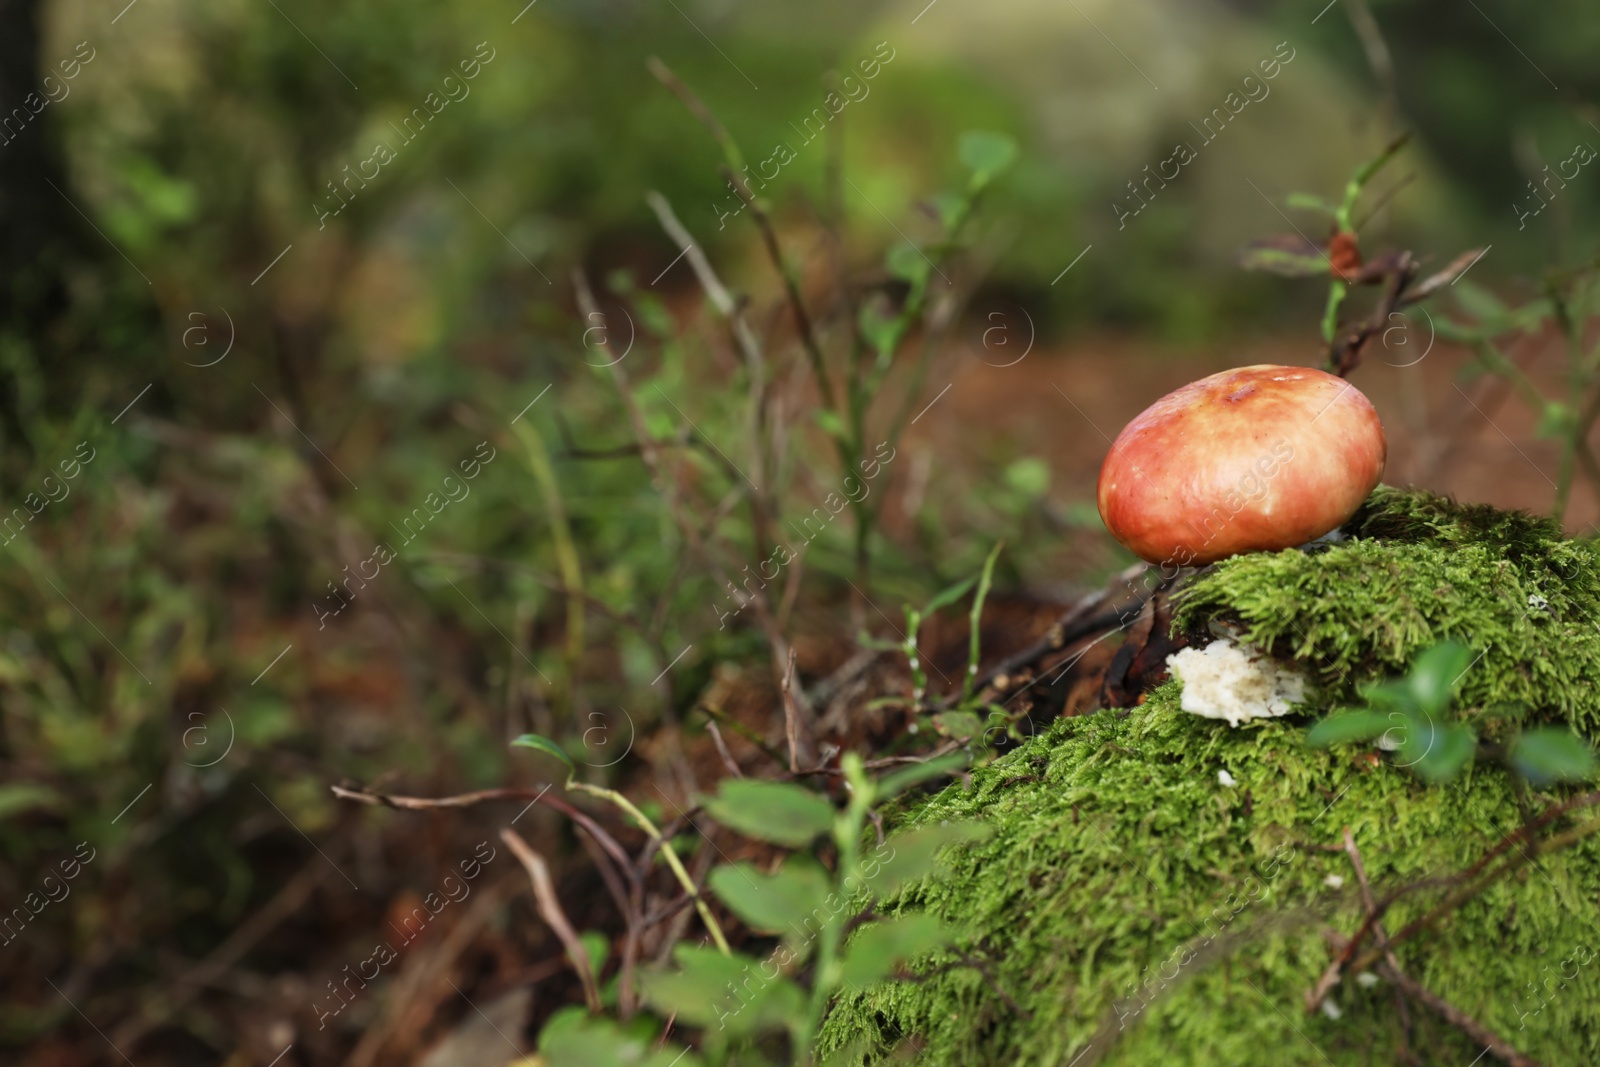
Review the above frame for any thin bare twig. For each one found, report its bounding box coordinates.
[1315,788,1600,991]
[1343,828,1414,1048]
[1347,813,1600,978]
[933,562,1154,712]
[1377,961,1541,1067]
[501,829,602,1012]
[705,719,745,779]
[644,191,764,383]
[782,646,817,771]
[330,783,637,885]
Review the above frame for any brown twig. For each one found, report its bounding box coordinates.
[933,562,1157,712]
[642,190,765,401]
[1376,961,1542,1067]
[705,719,745,779]
[1343,828,1415,1050]
[696,702,790,768]
[646,56,835,413]
[782,647,816,771]
[1347,813,1600,978]
[1330,253,1417,377]
[573,829,639,1016]
[501,828,602,1013]
[1316,788,1600,989]
[330,783,637,886]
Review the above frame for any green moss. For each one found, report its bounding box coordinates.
[1173,486,1600,734]
[820,490,1600,1066]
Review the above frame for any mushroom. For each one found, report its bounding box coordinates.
[1096,364,1386,566]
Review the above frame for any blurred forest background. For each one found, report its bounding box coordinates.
[3,0,1600,1063]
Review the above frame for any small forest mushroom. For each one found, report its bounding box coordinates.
[1096,364,1386,566]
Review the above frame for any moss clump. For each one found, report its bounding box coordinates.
[821,688,1600,1066]
[1174,486,1600,733]
[820,490,1600,1066]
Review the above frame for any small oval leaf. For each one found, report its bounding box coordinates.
[701,780,836,848]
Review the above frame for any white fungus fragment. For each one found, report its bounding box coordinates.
[1320,998,1344,1021]
[1218,769,1237,787]
[1166,639,1308,727]
[1355,972,1380,989]
[1323,874,1345,889]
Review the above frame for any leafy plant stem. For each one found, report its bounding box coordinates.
[964,542,1003,702]
[568,781,732,955]
[801,755,874,1061]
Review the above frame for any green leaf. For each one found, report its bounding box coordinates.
[1306,710,1393,748]
[838,913,952,989]
[927,192,964,231]
[1397,714,1476,783]
[958,130,1018,184]
[1434,316,1482,343]
[1358,680,1418,713]
[1238,234,1326,277]
[1407,641,1475,716]
[857,633,902,652]
[638,946,803,1036]
[708,857,831,935]
[886,243,931,286]
[636,946,750,1027]
[932,709,982,741]
[857,822,992,900]
[1003,457,1050,499]
[511,733,574,777]
[579,931,609,975]
[923,574,978,616]
[1510,729,1597,786]
[1286,192,1339,217]
[538,1007,701,1067]
[701,779,836,848]
[877,753,968,799]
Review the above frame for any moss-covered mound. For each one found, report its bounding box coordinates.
[821,490,1600,1066]
[1175,486,1600,733]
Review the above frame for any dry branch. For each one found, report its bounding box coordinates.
[501,829,602,1013]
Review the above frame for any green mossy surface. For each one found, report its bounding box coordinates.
[820,489,1600,1066]
[1175,486,1600,734]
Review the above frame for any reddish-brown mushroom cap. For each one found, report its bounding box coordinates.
[1096,364,1386,566]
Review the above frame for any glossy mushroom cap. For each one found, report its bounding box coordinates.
[1096,364,1386,566]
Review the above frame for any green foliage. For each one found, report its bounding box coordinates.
[1309,638,1598,788]
[957,130,1019,192]
[1309,642,1480,784]
[539,1006,701,1067]
[708,859,832,936]
[1240,133,1411,341]
[550,751,984,1066]
[837,914,951,990]
[700,780,837,849]
[1511,728,1598,786]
